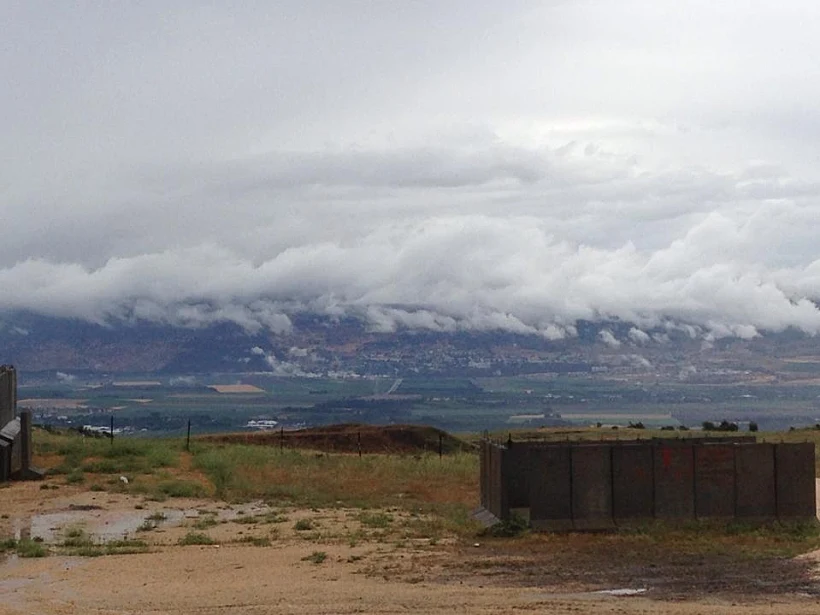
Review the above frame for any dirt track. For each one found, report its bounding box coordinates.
[3,480,820,615]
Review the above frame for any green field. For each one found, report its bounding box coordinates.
[17,371,820,436]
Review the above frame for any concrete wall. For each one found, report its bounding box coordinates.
[735,443,776,520]
[0,365,15,428]
[480,440,508,521]
[504,444,532,508]
[612,445,654,522]
[694,444,736,518]
[572,445,614,530]
[0,367,37,482]
[529,446,573,531]
[776,443,816,519]
[479,438,817,529]
[0,418,21,481]
[653,444,695,519]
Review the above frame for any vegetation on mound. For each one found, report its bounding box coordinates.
[202,423,474,455]
[191,443,477,531]
[28,425,479,536]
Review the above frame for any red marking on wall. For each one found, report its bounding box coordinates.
[662,448,672,469]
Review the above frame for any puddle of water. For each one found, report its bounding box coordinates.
[27,509,186,543]
[593,588,648,596]
[530,588,649,601]
[18,501,275,544]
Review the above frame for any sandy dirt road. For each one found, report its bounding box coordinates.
[3,543,820,615]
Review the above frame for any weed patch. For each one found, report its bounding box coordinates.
[235,536,271,547]
[178,532,215,546]
[358,512,394,528]
[294,519,314,531]
[192,515,218,530]
[154,479,205,498]
[301,550,327,564]
[16,539,48,558]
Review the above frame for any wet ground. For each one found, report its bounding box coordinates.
[3,480,820,615]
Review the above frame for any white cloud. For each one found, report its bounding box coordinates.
[628,328,651,345]
[599,330,622,348]
[3,3,820,341]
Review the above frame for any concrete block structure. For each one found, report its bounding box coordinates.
[479,436,817,530]
[0,365,39,482]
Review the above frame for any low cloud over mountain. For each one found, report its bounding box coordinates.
[4,2,820,343]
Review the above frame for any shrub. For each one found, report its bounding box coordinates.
[718,420,738,432]
[65,470,85,485]
[236,536,271,547]
[293,519,314,531]
[178,532,215,546]
[301,550,327,564]
[483,512,529,538]
[17,538,48,558]
[358,512,394,528]
[154,480,205,498]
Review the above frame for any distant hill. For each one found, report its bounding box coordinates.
[2,310,819,379]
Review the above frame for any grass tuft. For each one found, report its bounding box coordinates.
[293,519,314,531]
[301,550,327,564]
[178,531,215,546]
[17,538,48,558]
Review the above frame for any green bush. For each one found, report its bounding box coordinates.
[293,519,314,531]
[301,550,327,564]
[178,532,215,546]
[17,538,48,558]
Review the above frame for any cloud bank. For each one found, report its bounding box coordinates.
[3,2,820,341]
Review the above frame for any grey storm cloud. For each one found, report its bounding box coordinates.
[3,1,820,341]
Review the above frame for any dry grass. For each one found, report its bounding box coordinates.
[191,444,477,528]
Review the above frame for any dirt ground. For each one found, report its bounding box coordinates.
[3,480,820,615]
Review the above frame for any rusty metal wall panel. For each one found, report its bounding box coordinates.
[735,443,776,520]
[571,445,614,530]
[505,445,532,508]
[695,444,736,518]
[612,445,654,522]
[529,446,573,531]
[483,443,509,520]
[653,444,695,519]
[488,443,498,517]
[776,443,817,520]
[479,440,488,509]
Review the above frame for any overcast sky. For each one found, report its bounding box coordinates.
[3,1,820,341]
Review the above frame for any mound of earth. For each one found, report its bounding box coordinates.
[203,423,473,454]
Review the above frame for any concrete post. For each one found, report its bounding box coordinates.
[19,410,32,474]
[0,366,14,427]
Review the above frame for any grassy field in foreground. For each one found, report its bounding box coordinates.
[25,425,820,560]
[32,427,479,533]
